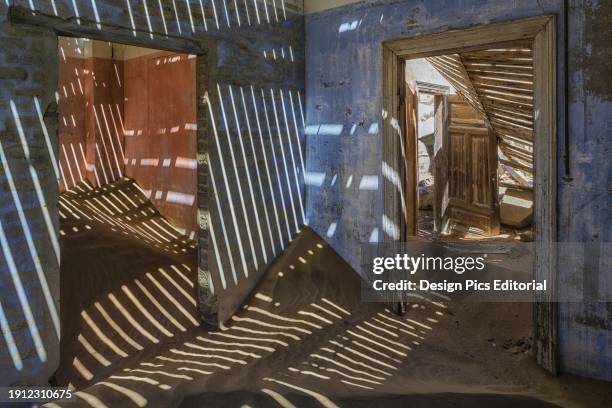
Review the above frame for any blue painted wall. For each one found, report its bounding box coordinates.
[304,0,611,381]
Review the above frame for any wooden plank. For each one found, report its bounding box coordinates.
[500,181,533,191]
[498,132,534,148]
[532,17,557,375]
[471,78,533,93]
[474,83,534,97]
[382,45,402,242]
[469,78,534,94]
[463,59,534,68]
[447,198,495,216]
[405,75,418,237]
[482,99,533,117]
[500,142,534,162]
[483,99,533,116]
[478,88,534,102]
[500,158,533,173]
[488,111,534,129]
[449,124,490,135]
[463,54,533,62]
[466,67,533,78]
[434,94,448,233]
[488,123,501,235]
[489,120,534,140]
[501,150,533,168]
[426,55,489,120]
[500,136,534,152]
[482,103,534,120]
[481,92,534,106]
[384,16,547,58]
[451,117,486,126]
[462,49,533,58]
[502,164,533,187]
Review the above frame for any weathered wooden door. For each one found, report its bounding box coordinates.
[444,95,500,235]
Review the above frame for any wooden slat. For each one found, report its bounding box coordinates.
[462,49,532,58]
[500,145,533,164]
[482,99,533,116]
[461,53,533,63]
[384,17,546,57]
[489,114,533,131]
[500,158,533,173]
[482,102,534,120]
[488,111,534,128]
[473,83,533,97]
[502,164,533,186]
[500,139,534,157]
[451,117,486,126]
[471,74,533,89]
[500,182,533,191]
[449,124,489,135]
[498,132,533,147]
[465,67,533,78]
[532,17,557,375]
[463,58,534,67]
[477,86,533,99]
[427,55,488,119]
[481,94,533,108]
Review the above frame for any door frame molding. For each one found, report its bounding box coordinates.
[381,16,557,373]
[408,81,450,236]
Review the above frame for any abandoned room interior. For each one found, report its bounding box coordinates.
[0,0,610,407]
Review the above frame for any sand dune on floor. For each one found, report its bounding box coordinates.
[56,178,199,390]
[52,179,611,407]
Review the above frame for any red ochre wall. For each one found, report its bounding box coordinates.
[124,52,197,237]
[58,55,88,189]
[58,40,197,235]
[58,41,124,191]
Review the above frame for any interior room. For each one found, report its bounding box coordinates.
[55,37,199,388]
[0,1,610,407]
[406,52,534,242]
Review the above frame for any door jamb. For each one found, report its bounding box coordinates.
[408,81,450,236]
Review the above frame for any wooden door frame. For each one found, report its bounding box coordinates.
[406,81,450,236]
[381,16,557,373]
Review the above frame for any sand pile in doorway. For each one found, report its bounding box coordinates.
[55,177,198,389]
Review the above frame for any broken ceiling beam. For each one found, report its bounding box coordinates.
[502,164,533,187]
[470,74,533,90]
[500,159,533,173]
[500,182,533,191]
[426,54,491,124]
[500,141,534,161]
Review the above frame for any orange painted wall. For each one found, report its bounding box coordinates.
[58,55,124,191]
[89,57,125,186]
[58,46,196,235]
[58,56,88,190]
[123,52,197,236]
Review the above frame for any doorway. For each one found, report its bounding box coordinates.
[382,16,557,373]
[56,36,200,388]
